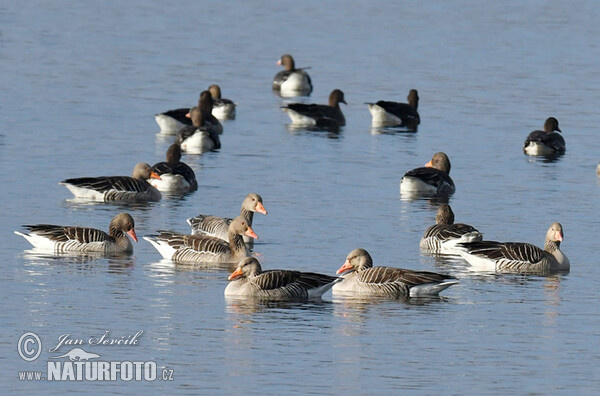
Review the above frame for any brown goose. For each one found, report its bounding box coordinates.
[282,89,346,128]
[15,213,137,254]
[420,204,483,254]
[400,152,455,196]
[150,144,198,192]
[60,163,162,202]
[272,54,313,97]
[225,257,341,300]
[199,90,223,135]
[333,249,458,297]
[175,106,221,154]
[367,89,420,130]
[208,84,236,120]
[187,193,267,242]
[457,223,569,273]
[144,216,257,264]
[523,117,565,156]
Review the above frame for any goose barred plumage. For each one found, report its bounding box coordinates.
[420,204,483,254]
[14,213,137,254]
[367,89,420,130]
[272,54,313,97]
[144,216,257,263]
[333,249,458,297]
[523,117,565,156]
[400,152,455,196]
[457,222,569,273]
[150,144,198,192]
[60,162,162,202]
[187,193,267,242]
[225,257,341,300]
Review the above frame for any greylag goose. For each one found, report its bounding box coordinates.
[523,117,565,156]
[175,106,221,154]
[144,216,257,263]
[420,204,483,254]
[457,222,569,273]
[225,257,341,300]
[333,249,458,297]
[15,213,137,254]
[187,193,267,243]
[60,163,162,202]
[282,89,346,128]
[367,89,420,130]
[199,90,223,135]
[155,107,191,133]
[400,152,455,196]
[150,144,198,192]
[208,84,236,120]
[272,54,313,97]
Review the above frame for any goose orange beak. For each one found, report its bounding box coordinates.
[336,260,353,274]
[425,160,433,168]
[245,226,258,240]
[228,268,243,281]
[555,231,563,242]
[255,202,268,215]
[150,171,162,180]
[127,229,138,242]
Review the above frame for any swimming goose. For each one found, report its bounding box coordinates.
[523,117,565,156]
[199,90,224,135]
[272,54,313,97]
[175,106,221,154]
[187,193,267,242]
[333,249,458,297]
[150,144,198,192]
[367,89,420,130]
[208,84,236,120]
[457,223,569,273]
[282,89,346,128]
[15,213,137,254]
[400,152,455,196]
[155,107,192,133]
[144,216,257,264]
[420,204,483,254]
[60,163,162,202]
[225,257,341,300]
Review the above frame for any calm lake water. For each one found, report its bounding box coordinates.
[2,0,600,394]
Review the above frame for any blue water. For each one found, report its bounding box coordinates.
[1,0,600,394]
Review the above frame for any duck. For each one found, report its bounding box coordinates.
[187,193,267,243]
[456,222,569,273]
[333,249,458,297]
[281,89,346,128]
[400,152,455,196]
[150,144,198,192]
[154,107,192,133]
[420,204,483,254]
[60,162,162,202]
[225,257,341,300]
[144,216,257,264]
[366,89,420,130]
[199,90,223,135]
[175,106,221,154]
[208,84,236,120]
[523,117,565,156]
[14,213,137,254]
[272,54,313,97]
